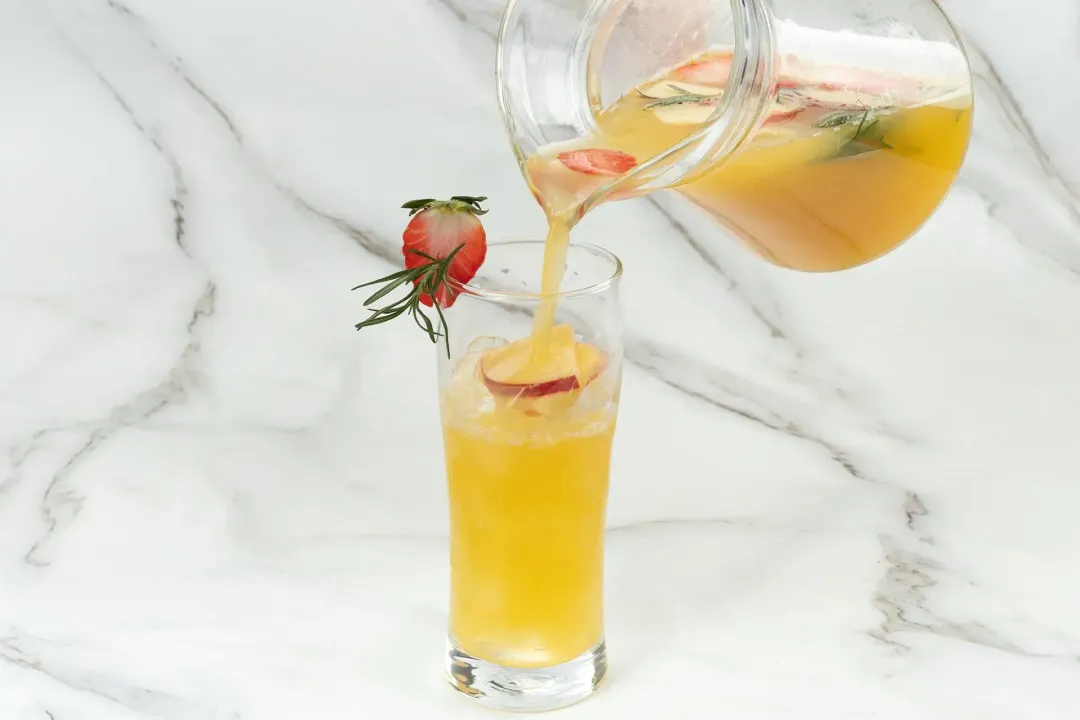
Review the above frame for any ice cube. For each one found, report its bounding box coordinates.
[448,338,509,418]
[568,369,619,418]
[467,336,509,354]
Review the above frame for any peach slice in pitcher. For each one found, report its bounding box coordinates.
[480,324,608,415]
[638,81,722,125]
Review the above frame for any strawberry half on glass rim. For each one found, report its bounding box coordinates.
[400,196,488,308]
[352,195,489,357]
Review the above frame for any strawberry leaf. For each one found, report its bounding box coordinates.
[450,196,489,215]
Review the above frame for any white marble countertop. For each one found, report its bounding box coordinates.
[3,0,1080,717]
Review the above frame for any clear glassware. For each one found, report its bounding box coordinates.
[439,240,623,712]
[498,0,974,271]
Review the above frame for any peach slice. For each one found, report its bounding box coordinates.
[480,324,607,399]
[650,102,718,126]
[676,50,808,91]
[649,91,804,127]
[763,93,806,124]
[641,81,722,125]
[795,85,892,110]
[674,51,734,87]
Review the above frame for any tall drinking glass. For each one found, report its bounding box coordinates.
[439,240,624,712]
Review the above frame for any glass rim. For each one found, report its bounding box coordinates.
[449,239,623,302]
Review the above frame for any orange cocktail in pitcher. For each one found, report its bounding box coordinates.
[590,51,972,271]
[524,49,972,274]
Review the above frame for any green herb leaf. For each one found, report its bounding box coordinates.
[830,136,893,160]
[351,244,465,358]
[363,268,425,306]
[815,111,864,129]
[351,265,419,291]
[399,197,436,213]
[355,304,409,329]
[643,84,718,110]
[409,249,438,262]
[432,300,451,358]
[449,196,489,215]
[815,108,895,162]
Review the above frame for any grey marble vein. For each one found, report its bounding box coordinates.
[961,39,1080,277]
[626,336,877,483]
[871,498,1080,664]
[105,0,244,145]
[646,196,786,340]
[871,535,1030,656]
[868,492,1020,656]
[181,74,244,144]
[607,517,766,535]
[15,15,218,564]
[0,430,49,498]
[965,41,1080,213]
[46,12,197,268]
[100,0,393,267]
[428,0,502,40]
[0,633,235,718]
[24,284,214,567]
[279,187,398,266]
[644,195,915,447]
[903,491,928,533]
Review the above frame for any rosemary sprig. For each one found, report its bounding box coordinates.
[816,110,866,129]
[641,84,719,109]
[352,244,464,358]
[815,107,893,161]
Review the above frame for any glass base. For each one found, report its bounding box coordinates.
[446,638,607,712]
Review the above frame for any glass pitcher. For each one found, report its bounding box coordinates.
[497,0,974,272]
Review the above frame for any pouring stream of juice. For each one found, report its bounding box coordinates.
[525,48,972,363]
[530,219,571,361]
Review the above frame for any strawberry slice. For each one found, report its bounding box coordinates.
[677,50,807,91]
[783,62,920,102]
[817,68,896,94]
[763,93,805,124]
[674,51,733,86]
[558,149,638,177]
[401,196,487,308]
